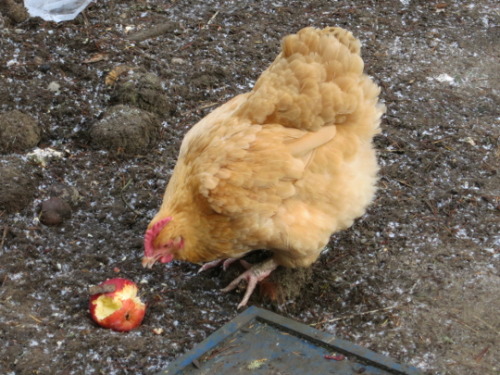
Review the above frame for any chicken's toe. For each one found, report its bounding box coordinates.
[198,256,243,273]
[197,259,224,273]
[222,257,240,271]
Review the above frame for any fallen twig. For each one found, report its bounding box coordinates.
[394,179,414,188]
[121,179,142,216]
[89,284,116,295]
[424,199,438,215]
[203,344,239,361]
[311,304,399,326]
[128,23,175,42]
[202,11,219,29]
[0,225,8,249]
[181,102,220,117]
[474,315,500,335]
[324,354,346,361]
[473,346,490,363]
[450,317,480,334]
[29,314,44,324]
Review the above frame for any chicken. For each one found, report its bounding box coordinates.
[142,27,384,308]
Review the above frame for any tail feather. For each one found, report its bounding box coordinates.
[235,27,382,135]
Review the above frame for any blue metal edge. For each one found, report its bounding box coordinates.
[157,306,423,375]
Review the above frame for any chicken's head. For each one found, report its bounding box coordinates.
[142,217,184,268]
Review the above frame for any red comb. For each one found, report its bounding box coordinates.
[144,217,172,256]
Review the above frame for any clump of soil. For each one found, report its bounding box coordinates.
[0,0,28,24]
[90,105,160,155]
[0,156,40,213]
[110,70,174,117]
[218,251,314,305]
[0,110,40,153]
[260,267,314,304]
[47,183,81,207]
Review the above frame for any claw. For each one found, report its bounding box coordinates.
[197,259,224,273]
[221,258,278,309]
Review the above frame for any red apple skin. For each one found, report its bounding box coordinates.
[89,278,146,332]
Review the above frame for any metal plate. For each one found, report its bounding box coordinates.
[159,306,423,375]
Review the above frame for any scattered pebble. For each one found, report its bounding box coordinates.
[171,57,185,64]
[47,81,61,93]
[27,147,64,167]
[462,137,476,146]
[38,197,72,226]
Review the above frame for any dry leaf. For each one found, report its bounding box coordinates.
[83,53,109,64]
[105,65,132,85]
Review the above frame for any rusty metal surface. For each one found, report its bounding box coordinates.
[159,306,423,375]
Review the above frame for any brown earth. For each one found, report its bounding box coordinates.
[0,1,498,374]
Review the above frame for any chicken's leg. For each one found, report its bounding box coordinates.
[221,258,278,309]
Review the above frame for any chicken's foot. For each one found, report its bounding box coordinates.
[197,257,240,273]
[221,258,278,309]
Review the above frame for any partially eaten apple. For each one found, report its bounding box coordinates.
[89,278,146,332]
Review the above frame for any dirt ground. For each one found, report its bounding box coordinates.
[0,1,498,374]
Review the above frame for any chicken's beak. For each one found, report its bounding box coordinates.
[142,256,156,269]
[142,253,174,269]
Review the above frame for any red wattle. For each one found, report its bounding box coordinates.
[160,254,174,263]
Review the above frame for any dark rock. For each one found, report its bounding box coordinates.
[38,197,72,226]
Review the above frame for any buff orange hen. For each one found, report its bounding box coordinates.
[142,27,384,308]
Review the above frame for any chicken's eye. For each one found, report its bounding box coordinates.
[160,239,174,250]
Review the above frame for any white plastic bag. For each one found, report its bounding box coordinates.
[24,0,93,22]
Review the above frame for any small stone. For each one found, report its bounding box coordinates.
[463,137,476,146]
[38,197,72,226]
[152,328,164,335]
[48,81,61,93]
[39,63,51,73]
[27,147,64,167]
[171,57,185,64]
